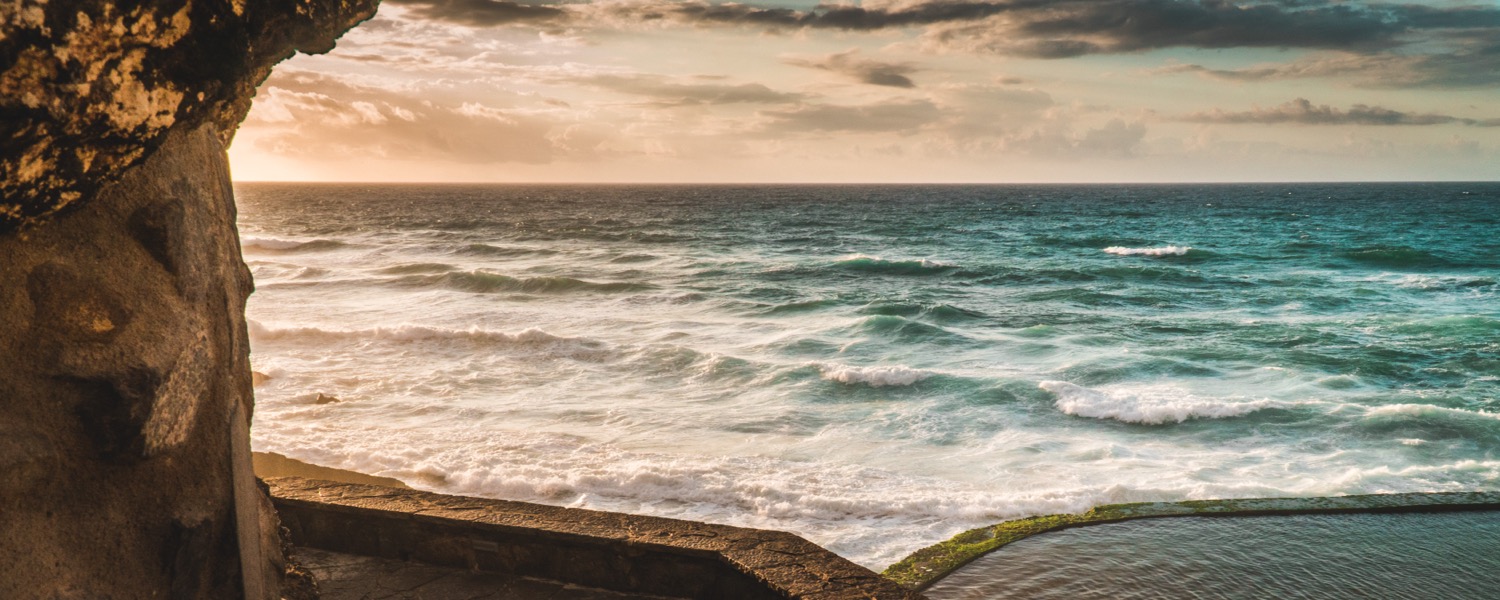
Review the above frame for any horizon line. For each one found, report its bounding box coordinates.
[233,179,1500,186]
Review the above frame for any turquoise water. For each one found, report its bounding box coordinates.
[926,510,1500,599]
[237,183,1500,568]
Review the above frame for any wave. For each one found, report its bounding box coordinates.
[242,236,350,253]
[1040,381,1287,424]
[394,271,654,295]
[609,253,660,264]
[853,314,970,344]
[761,298,840,315]
[834,254,958,275]
[1385,315,1500,338]
[455,243,558,257]
[857,301,988,323]
[1361,403,1500,427]
[247,321,610,358]
[817,363,936,387]
[376,262,456,275]
[1340,245,1450,268]
[249,262,330,280]
[1103,245,1192,257]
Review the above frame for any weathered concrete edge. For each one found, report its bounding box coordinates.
[885,491,1500,590]
[266,477,922,600]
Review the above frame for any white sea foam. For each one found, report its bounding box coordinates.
[817,363,936,387]
[1363,403,1500,423]
[1041,381,1284,424]
[251,426,1190,568]
[834,254,956,273]
[1102,245,1192,256]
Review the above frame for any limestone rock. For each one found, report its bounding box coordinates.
[0,1,378,598]
[0,0,380,233]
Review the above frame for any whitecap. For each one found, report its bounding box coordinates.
[1040,380,1284,424]
[1363,403,1500,423]
[1102,245,1192,257]
[817,363,936,387]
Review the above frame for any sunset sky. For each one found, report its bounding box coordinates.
[228,0,1500,183]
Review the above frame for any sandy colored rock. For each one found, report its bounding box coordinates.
[0,1,377,598]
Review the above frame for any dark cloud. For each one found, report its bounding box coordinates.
[604,0,1496,58]
[757,100,943,134]
[657,1,1015,31]
[579,74,807,105]
[1182,98,1500,127]
[386,0,567,27]
[389,0,1500,67]
[783,50,919,88]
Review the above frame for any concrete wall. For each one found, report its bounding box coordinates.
[269,477,923,600]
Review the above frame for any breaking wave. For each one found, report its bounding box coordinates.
[1041,381,1287,424]
[1103,245,1193,257]
[818,363,937,387]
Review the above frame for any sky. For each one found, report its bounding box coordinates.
[228,0,1500,183]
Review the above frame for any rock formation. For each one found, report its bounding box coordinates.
[0,1,377,598]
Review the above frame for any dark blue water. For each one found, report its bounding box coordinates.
[237,183,1500,567]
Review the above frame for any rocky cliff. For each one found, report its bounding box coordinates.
[0,1,377,598]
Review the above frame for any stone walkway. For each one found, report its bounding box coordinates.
[296,548,677,600]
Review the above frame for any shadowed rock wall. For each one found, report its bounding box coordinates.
[0,1,376,598]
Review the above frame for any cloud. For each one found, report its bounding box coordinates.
[242,70,583,164]
[1182,98,1500,127]
[577,74,808,105]
[385,0,567,27]
[652,0,1013,31]
[1004,118,1148,157]
[447,0,1500,58]
[757,99,943,134]
[783,49,920,88]
[1158,39,1500,89]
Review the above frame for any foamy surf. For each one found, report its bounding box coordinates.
[1103,245,1193,256]
[1040,381,1286,424]
[817,363,936,387]
[250,425,1307,568]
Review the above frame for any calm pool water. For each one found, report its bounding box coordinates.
[927,510,1500,599]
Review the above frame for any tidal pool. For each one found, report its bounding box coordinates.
[926,510,1500,599]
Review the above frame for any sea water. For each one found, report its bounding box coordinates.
[925,511,1500,599]
[237,183,1500,569]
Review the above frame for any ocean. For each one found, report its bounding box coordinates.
[237,183,1500,569]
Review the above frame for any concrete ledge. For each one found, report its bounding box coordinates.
[885,491,1500,590]
[266,477,921,599]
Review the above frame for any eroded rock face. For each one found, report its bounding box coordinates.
[0,1,377,598]
[0,0,378,233]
